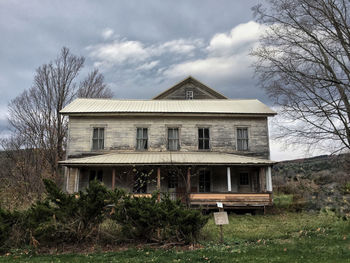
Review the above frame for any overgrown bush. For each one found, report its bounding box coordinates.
[27,179,124,244]
[0,207,25,252]
[0,180,208,252]
[113,193,208,244]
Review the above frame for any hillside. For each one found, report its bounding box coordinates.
[272,153,350,215]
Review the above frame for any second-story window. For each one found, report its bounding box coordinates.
[136,128,148,150]
[186,90,193,100]
[198,128,210,150]
[92,127,104,150]
[237,127,249,151]
[168,128,179,151]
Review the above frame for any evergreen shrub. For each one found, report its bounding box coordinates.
[113,193,208,243]
[0,180,208,252]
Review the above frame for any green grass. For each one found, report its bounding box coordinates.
[1,212,350,263]
[273,194,294,209]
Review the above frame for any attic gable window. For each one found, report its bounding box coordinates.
[198,128,210,150]
[237,127,249,151]
[136,128,148,150]
[92,127,104,150]
[168,128,180,151]
[186,90,193,100]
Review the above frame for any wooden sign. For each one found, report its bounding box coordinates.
[213,212,229,225]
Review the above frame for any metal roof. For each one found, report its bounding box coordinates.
[59,152,275,166]
[60,99,276,116]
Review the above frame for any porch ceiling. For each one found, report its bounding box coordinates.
[59,152,276,167]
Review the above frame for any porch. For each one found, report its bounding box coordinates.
[60,152,274,209]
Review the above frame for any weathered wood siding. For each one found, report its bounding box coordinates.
[67,116,270,158]
[160,82,219,100]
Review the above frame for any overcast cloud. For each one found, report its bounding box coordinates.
[0,0,323,160]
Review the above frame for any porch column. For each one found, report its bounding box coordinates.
[266,166,273,192]
[186,167,191,207]
[186,167,191,194]
[157,167,161,201]
[74,168,80,193]
[112,167,116,190]
[65,167,70,192]
[226,167,232,192]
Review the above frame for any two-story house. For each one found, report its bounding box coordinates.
[60,76,276,210]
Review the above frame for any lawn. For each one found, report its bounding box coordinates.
[1,212,350,263]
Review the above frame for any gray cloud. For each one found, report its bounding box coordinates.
[0,0,260,105]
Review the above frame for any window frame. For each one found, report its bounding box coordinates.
[198,169,211,193]
[136,127,148,151]
[91,127,105,151]
[168,171,178,189]
[198,127,210,150]
[185,90,194,100]
[236,127,249,151]
[239,172,250,186]
[167,127,180,151]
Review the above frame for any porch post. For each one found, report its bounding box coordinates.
[74,168,80,193]
[185,167,191,207]
[112,167,116,190]
[157,167,161,201]
[186,167,191,194]
[227,166,232,192]
[266,166,273,192]
[66,167,70,192]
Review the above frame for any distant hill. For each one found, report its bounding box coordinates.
[272,153,350,215]
[272,153,349,179]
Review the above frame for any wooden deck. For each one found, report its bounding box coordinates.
[130,192,272,208]
[190,193,272,207]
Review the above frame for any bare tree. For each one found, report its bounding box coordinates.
[7,47,113,183]
[77,69,113,98]
[251,0,350,152]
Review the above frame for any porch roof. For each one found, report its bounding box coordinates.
[59,152,275,166]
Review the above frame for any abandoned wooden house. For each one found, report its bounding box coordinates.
[60,76,276,210]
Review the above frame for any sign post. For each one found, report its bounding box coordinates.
[214,204,229,243]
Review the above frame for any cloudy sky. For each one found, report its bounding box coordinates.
[0,0,323,160]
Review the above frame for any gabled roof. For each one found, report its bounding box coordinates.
[60,99,277,116]
[152,76,228,99]
[59,152,275,166]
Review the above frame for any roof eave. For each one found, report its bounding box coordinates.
[59,112,277,117]
[59,162,276,167]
